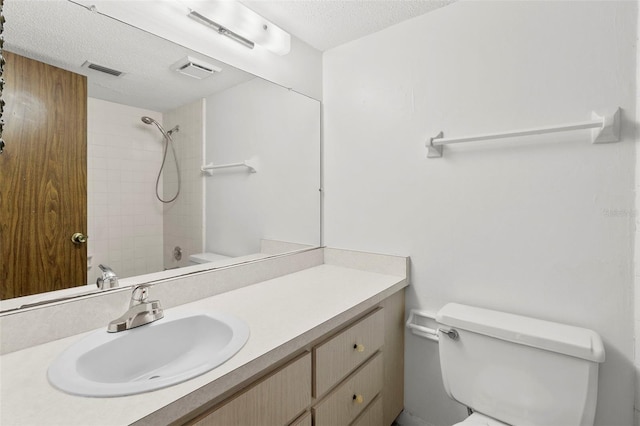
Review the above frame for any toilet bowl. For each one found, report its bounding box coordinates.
[453,413,508,426]
[188,252,231,265]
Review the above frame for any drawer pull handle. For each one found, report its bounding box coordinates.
[353,394,364,404]
[353,343,365,352]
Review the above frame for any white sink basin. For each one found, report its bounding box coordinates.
[48,311,250,397]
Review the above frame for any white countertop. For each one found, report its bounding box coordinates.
[0,263,406,426]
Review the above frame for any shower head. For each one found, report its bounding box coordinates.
[140,115,182,203]
[141,116,173,140]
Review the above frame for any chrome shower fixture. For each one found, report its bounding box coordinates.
[141,116,181,203]
[167,125,180,135]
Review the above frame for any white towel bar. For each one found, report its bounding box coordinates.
[201,157,258,175]
[427,108,620,158]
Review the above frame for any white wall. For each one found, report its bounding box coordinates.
[204,78,321,257]
[323,2,637,425]
[163,99,205,269]
[87,98,164,283]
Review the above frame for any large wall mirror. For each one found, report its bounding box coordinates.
[0,0,321,311]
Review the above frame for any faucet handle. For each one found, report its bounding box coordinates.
[108,284,163,333]
[130,285,151,307]
[96,264,118,289]
[98,264,115,275]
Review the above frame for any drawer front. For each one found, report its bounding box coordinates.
[289,411,311,426]
[351,395,383,426]
[314,352,383,426]
[314,308,384,397]
[194,352,311,426]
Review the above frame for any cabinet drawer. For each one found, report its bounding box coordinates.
[351,395,383,426]
[314,308,384,397]
[193,352,311,426]
[289,411,311,426]
[313,352,383,426]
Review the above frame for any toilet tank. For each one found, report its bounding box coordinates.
[188,252,231,265]
[436,303,605,426]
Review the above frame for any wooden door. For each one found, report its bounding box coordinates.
[0,51,87,299]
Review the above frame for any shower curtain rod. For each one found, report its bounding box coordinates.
[426,107,620,158]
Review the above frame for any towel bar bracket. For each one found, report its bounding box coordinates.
[427,131,444,158]
[591,109,620,144]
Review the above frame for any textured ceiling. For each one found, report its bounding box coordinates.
[3,0,255,112]
[242,0,458,51]
[3,0,456,111]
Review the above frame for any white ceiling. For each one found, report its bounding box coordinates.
[4,0,256,112]
[242,0,457,51]
[3,0,456,111]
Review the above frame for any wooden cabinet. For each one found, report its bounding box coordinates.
[289,411,311,426]
[314,352,383,426]
[314,308,384,397]
[192,353,311,426]
[352,395,384,426]
[184,290,404,426]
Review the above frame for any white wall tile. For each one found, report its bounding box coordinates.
[162,99,205,269]
[87,98,164,284]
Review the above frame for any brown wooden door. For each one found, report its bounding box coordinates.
[0,51,87,299]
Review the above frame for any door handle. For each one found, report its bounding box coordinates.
[71,232,88,244]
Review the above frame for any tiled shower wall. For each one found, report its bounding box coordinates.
[162,99,205,269]
[87,98,165,283]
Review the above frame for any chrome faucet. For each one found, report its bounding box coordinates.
[107,285,164,333]
[96,264,119,289]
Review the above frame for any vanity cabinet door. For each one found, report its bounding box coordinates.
[184,289,405,426]
[193,352,311,426]
[314,308,384,397]
[289,411,311,426]
[351,395,383,426]
[313,352,384,426]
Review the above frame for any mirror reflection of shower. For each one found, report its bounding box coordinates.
[141,116,181,203]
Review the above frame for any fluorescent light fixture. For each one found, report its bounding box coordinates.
[187,10,255,50]
[181,0,291,56]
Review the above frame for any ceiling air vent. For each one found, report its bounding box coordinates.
[81,61,124,77]
[171,56,221,80]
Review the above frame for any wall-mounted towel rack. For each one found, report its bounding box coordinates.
[426,108,621,158]
[201,157,258,176]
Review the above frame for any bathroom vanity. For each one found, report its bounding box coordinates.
[183,291,403,426]
[0,248,408,425]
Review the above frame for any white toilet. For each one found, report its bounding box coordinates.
[436,303,605,426]
[188,252,231,266]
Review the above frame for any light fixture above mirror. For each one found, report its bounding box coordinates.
[73,0,291,56]
[182,0,291,55]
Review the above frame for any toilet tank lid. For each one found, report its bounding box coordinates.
[436,303,605,363]
[189,252,231,263]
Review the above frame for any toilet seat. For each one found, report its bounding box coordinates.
[453,412,509,426]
